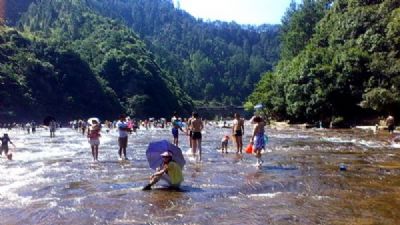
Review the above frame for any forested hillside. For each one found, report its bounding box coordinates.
[0,26,121,120]
[3,0,35,25]
[85,0,281,105]
[248,0,400,126]
[0,0,193,120]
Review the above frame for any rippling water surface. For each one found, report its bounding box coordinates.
[1,125,400,224]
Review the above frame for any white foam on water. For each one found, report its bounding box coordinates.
[391,143,400,149]
[321,137,356,143]
[311,195,332,200]
[270,134,311,139]
[321,137,385,149]
[247,192,282,198]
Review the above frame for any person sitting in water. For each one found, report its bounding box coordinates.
[143,151,184,190]
[221,135,229,154]
[1,133,14,159]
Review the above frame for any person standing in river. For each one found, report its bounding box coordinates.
[81,121,87,136]
[87,119,101,162]
[116,114,129,160]
[386,114,395,134]
[186,113,195,150]
[49,120,56,138]
[26,122,31,134]
[1,133,14,158]
[171,112,184,147]
[250,116,265,167]
[190,112,204,161]
[232,113,244,154]
[31,121,36,134]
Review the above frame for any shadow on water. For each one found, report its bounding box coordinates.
[261,165,298,171]
[150,185,204,193]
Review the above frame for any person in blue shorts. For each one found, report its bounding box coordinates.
[171,112,184,146]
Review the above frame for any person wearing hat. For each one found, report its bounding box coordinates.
[87,119,101,162]
[143,151,184,190]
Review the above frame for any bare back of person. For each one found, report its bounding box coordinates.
[233,114,244,154]
[191,118,203,132]
[254,122,265,134]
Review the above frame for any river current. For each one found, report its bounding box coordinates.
[1,124,400,224]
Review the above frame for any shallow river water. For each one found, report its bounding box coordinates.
[1,125,400,225]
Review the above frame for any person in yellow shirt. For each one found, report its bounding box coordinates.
[143,151,184,190]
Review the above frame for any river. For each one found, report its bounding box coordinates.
[0,125,400,224]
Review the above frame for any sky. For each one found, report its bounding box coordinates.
[173,0,301,25]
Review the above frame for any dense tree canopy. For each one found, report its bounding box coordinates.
[248,0,400,125]
[0,26,121,120]
[85,0,281,106]
[16,0,193,119]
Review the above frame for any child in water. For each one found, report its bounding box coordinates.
[1,133,14,160]
[221,135,229,153]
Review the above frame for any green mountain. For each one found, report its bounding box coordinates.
[247,0,400,125]
[0,26,121,120]
[1,0,193,120]
[3,0,35,26]
[84,0,281,105]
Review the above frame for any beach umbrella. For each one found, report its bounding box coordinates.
[254,104,263,110]
[87,117,100,125]
[146,140,186,170]
[43,116,56,126]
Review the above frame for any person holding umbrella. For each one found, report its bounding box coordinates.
[143,140,186,190]
[143,151,184,190]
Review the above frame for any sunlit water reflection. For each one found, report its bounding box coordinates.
[1,125,400,224]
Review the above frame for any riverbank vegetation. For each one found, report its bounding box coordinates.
[247,0,400,125]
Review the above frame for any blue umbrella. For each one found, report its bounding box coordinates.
[146,140,186,170]
[254,104,263,110]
